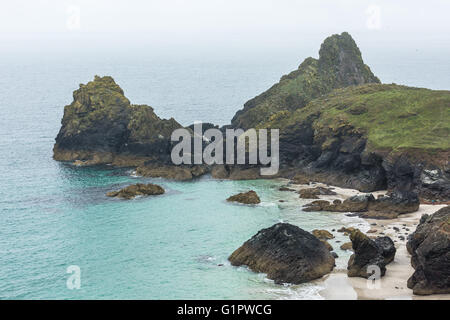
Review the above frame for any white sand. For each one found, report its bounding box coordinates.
[289,180,449,300]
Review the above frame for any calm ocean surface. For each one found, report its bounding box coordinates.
[0,47,449,299]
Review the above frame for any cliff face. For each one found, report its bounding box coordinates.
[52,34,450,202]
[267,83,450,200]
[53,76,181,165]
[231,32,380,130]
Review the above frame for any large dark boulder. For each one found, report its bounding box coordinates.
[406,206,450,295]
[229,223,335,284]
[347,229,396,278]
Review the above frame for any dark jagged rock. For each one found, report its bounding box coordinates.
[106,183,165,199]
[374,236,396,264]
[228,223,335,284]
[226,190,261,205]
[54,75,182,166]
[347,229,396,278]
[298,186,337,199]
[406,206,450,295]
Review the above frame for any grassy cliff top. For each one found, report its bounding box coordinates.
[231,32,380,129]
[263,83,450,152]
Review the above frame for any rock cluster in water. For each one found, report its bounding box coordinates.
[407,206,450,295]
[228,223,335,284]
[106,183,165,199]
[226,190,261,205]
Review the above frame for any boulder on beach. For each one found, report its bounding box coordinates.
[340,242,353,251]
[312,229,334,240]
[302,192,419,218]
[226,190,261,204]
[290,174,311,185]
[406,206,450,295]
[228,223,335,284]
[106,183,165,199]
[347,229,396,278]
[298,186,337,199]
[374,236,396,264]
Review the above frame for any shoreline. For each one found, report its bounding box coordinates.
[286,180,449,300]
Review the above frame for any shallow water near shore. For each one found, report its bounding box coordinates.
[1,48,449,299]
[0,163,364,299]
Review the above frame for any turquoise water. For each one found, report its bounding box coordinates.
[1,48,449,299]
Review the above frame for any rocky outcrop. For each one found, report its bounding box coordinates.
[52,34,450,203]
[231,32,379,130]
[406,206,450,295]
[226,190,261,205]
[54,76,182,165]
[298,186,337,199]
[106,183,165,199]
[302,192,419,218]
[347,229,396,278]
[228,223,335,284]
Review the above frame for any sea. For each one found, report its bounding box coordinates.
[0,43,449,299]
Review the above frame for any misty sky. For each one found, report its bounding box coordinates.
[1,0,450,55]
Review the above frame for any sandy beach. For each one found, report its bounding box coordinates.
[288,181,450,300]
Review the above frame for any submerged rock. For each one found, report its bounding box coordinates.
[226,190,261,205]
[406,206,450,295]
[228,223,335,284]
[106,183,165,199]
[347,229,396,278]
